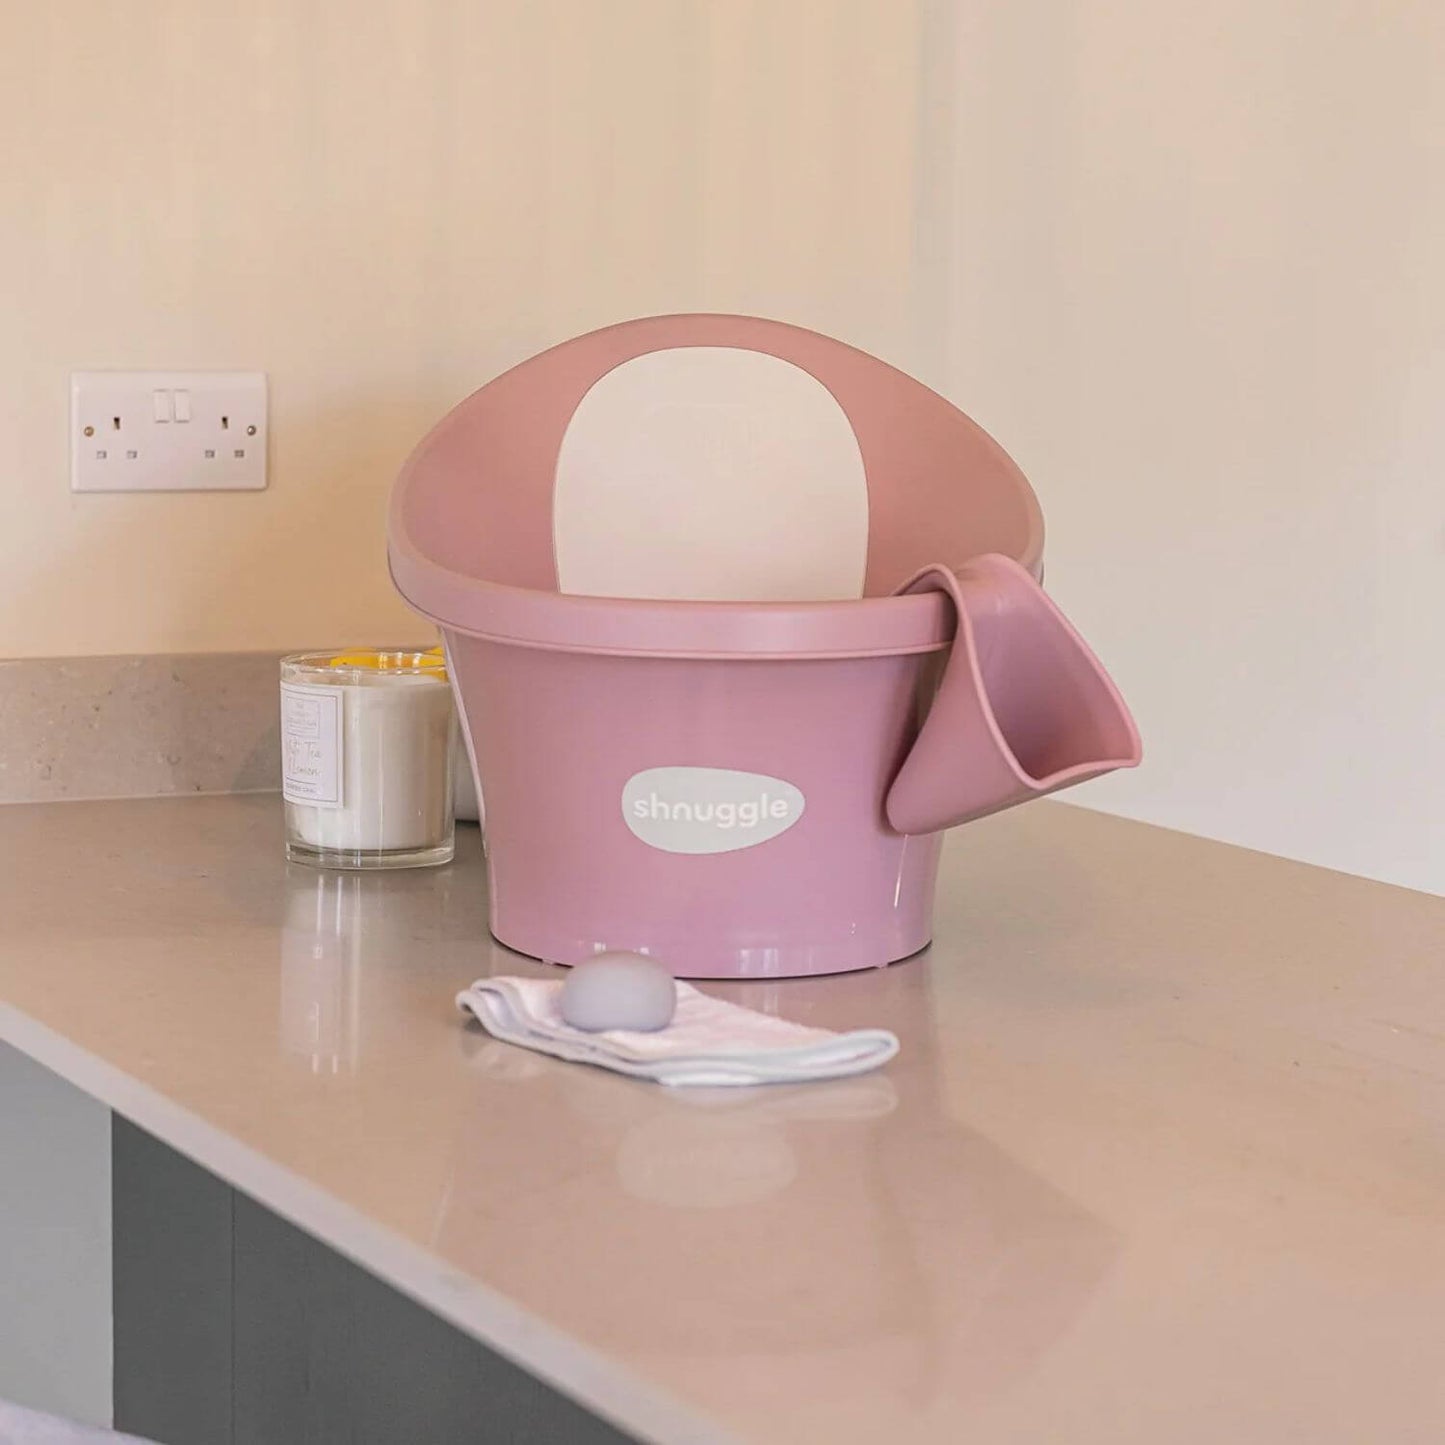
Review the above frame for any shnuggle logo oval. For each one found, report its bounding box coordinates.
[622,767,806,855]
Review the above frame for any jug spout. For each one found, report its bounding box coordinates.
[885,555,1141,836]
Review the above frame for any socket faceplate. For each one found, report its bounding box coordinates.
[71,371,267,493]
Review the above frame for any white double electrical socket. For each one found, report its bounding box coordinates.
[71,371,267,493]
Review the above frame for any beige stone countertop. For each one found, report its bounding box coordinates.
[1,794,1442,1443]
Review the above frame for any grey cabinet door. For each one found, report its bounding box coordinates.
[113,1119,637,1445]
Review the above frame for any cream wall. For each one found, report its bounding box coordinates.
[935,1,1443,894]
[1,0,1438,894]
[0,0,922,659]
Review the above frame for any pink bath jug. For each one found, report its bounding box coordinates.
[886,555,1141,834]
[389,314,1141,978]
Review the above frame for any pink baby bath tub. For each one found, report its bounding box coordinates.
[389,314,1140,978]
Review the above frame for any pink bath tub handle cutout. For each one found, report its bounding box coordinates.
[885,555,1142,836]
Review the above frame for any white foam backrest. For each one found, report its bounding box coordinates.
[553,347,869,601]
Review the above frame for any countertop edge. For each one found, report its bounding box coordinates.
[0,999,737,1445]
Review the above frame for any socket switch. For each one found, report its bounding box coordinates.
[71,371,267,493]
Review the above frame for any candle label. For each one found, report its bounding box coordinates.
[281,682,344,808]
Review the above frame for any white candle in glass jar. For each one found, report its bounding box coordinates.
[281,650,456,869]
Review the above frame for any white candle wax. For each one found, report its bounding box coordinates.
[282,653,455,867]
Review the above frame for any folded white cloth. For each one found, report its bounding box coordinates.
[456,977,899,1087]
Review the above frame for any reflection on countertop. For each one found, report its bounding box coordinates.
[1,793,1443,1445]
[440,1017,1115,1431]
[281,872,363,1075]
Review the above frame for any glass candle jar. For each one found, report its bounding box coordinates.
[280,649,456,869]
